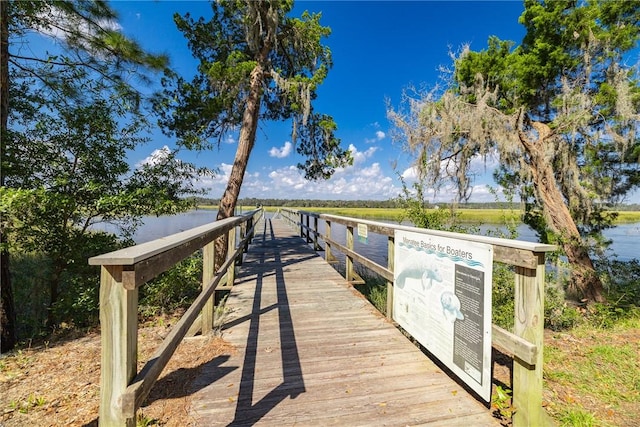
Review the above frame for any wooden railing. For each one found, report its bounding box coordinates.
[279,207,555,427]
[89,209,263,426]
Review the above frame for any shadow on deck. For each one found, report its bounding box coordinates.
[188,218,499,426]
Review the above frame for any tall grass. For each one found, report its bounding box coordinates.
[263,206,640,224]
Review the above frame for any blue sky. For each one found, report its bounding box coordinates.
[111,1,530,202]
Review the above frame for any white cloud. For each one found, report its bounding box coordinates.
[198,142,505,203]
[35,5,122,44]
[469,149,500,174]
[213,163,233,183]
[136,145,171,167]
[401,166,419,181]
[349,144,378,165]
[269,141,293,158]
[203,143,402,200]
[365,130,386,144]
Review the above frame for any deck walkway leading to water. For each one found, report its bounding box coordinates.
[188,217,499,426]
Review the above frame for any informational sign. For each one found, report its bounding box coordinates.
[357,223,368,244]
[393,230,493,401]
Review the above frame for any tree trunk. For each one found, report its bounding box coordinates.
[1,0,18,353]
[518,119,606,303]
[215,62,262,220]
[46,267,63,330]
[214,59,266,269]
[0,255,17,353]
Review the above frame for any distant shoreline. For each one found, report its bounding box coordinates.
[197,205,640,224]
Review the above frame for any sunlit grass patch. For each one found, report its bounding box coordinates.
[544,318,640,426]
[557,407,598,427]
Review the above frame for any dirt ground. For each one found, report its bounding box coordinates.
[0,319,234,427]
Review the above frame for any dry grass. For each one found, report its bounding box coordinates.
[0,317,234,427]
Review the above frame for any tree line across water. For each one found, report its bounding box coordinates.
[198,198,640,212]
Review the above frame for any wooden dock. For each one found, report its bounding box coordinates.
[188,217,499,426]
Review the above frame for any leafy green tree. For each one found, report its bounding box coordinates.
[1,0,169,351]
[154,0,351,265]
[388,0,640,303]
[3,71,210,331]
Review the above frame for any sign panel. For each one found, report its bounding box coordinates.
[357,223,368,244]
[393,230,493,401]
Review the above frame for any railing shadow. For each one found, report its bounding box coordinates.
[229,218,305,426]
[141,355,238,407]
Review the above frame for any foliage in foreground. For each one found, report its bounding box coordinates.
[9,232,129,339]
[8,247,204,341]
[138,254,203,320]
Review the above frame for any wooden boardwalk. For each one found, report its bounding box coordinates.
[188,217,499,426]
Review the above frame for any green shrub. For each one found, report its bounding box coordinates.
[356,267,388,315]
[11,252,53,339]
[544,283,582,331]
[138,252,203,319]
[598,258,640,306]
[10,231,126,338]
[52,231,129,329]
[491,263,515,330]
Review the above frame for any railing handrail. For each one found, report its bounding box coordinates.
[94,208,263,426]
[90,209,261,266]
[319,212,556,252]
[278,207,555,427]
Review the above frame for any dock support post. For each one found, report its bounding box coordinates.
[325,220,334,263]
[202,241,215,335]
[346,225,354,283]
[227,227,236,287]
[99,265,138,427]
[386,235,395,319]
[512,253,546,427]
[299,212,304,238]
[313,216,321,250]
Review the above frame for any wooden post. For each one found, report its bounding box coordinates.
[325,220,333,263]
[237,223,246,266]
[313,216,320,250]
[302,214,306,242]
[299,212,304,238]
[227,227,236,287]
[346,225,354,283]
[202,241,215,335]
[99,265,138,427]
[512,253,546,427]
[245,217,252,249]
[386,235,395,319]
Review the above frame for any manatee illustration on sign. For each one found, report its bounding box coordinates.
[395,254,443,291]
[440,291,464,322]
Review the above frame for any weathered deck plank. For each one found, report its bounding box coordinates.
[189,218,499,426]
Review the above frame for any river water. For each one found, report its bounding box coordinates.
[119,210,639,265]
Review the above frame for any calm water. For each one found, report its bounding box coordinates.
[132,209,220,243]
[122,210,639,264]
